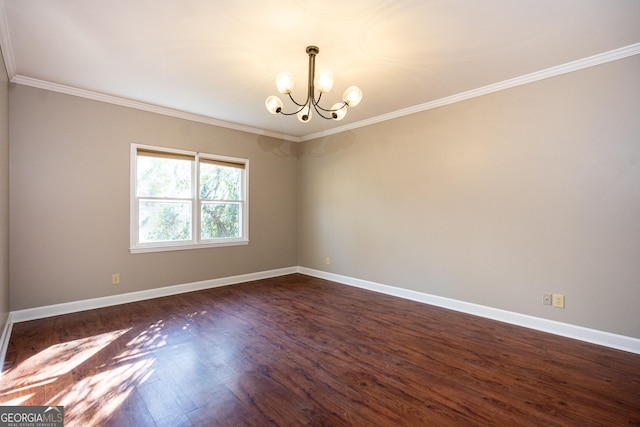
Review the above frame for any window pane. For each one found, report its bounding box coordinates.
[201,202,240,239]
[200,163,241,200]
[137,156,192,198]
[139,200,192,242]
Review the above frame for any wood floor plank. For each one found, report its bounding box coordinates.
[2,273,639,426]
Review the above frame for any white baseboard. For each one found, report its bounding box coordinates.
[2,265,638,368]
[10,266,298,323]
[298,267,640,355]
[0,312,13,374]
[0,267,293,372]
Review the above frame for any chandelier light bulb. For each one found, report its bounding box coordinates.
[331,103,347,121]
[297,104,312,122]
[343,86,363,107]
[276,71,295,94]
[315,69,334,93]
[265,96,283,114]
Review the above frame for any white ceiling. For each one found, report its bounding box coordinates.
[1,0,640,141]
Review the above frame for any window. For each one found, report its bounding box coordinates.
[131,144,248,253]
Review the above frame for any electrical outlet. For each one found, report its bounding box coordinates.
[543,293,552,306]
[552,293,565,308]
[325,257,331,265]
[112,273,120,285]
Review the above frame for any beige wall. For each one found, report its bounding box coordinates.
[298,55,640,338]
[9,85,297,310]
[0,47,9,330]
[6,54,640,340]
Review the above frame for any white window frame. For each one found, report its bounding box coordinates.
[130,144,249,253]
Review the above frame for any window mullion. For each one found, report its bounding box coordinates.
[193,155,200,244]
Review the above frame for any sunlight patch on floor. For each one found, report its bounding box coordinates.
[2,329,131,388]
[1,322,172,425]
[1,393,34,406]
[54,357,156,426]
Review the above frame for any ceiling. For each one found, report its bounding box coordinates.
[1,1,639,141]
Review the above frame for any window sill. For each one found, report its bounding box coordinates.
[130,239,249,254]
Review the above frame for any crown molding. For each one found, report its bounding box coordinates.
[0,0,16,79]
[7,42,640,143]
[300,42,640,142]
[10,75,301,142]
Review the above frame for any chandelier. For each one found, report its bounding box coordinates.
[265,46,363,122]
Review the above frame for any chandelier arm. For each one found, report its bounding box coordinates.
[313,93,323,108]
[287,92,307,108]
[278,103,307,116]
[311,102,337,120]
[312,96,348,113]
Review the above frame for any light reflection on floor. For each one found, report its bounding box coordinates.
[6,329,131,387]
[1,320,170,426]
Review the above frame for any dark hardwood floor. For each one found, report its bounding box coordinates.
[2,274,639,426]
